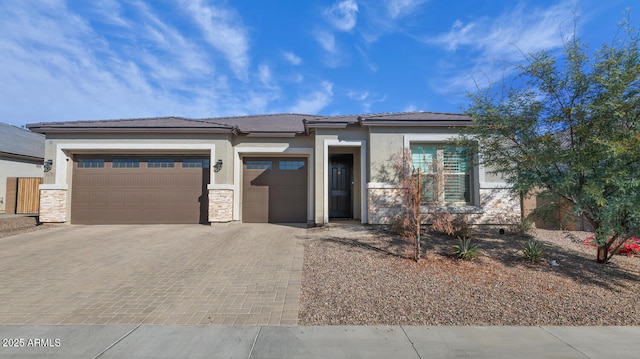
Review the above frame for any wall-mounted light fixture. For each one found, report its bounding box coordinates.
[44,159,53,173]
[213,159,223,172]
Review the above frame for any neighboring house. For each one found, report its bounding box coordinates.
[0,123,45,213]
[26,112,520,225]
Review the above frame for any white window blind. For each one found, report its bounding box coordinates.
[410,144,470,204]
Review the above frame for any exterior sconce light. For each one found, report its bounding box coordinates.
[213,159,223,172]
[44,159,53,172]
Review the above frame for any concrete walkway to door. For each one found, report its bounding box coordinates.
[0,223,305,325]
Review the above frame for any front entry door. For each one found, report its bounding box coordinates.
[329,155,352,218]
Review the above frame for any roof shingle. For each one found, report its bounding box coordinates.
[0,122,44,159]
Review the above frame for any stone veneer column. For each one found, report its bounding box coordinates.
[208,186,234,223]
[367,183,404,224]
[474,188,521,224]
[39,186,68,223]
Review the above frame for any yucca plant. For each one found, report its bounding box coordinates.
[522,239,545,263]
[452,237,480,260]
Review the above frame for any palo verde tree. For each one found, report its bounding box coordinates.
[459,16,640,263]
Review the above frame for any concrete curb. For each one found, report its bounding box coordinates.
[1,325,638,358]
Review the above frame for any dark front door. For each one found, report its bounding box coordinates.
[329,155,352,218]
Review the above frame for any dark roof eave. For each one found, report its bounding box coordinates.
[303,121,354,134]
[359,120,472,127]
[0,151,44,162]
[27,127,234,135]
[242,131,303,138]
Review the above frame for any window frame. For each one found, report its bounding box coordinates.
[112,159,140,168]
[278,160,305,170]
[245,160,272,170]
[182,158,210,168]
[77,159,105,168]
[410,144,472,206]
[147,159,175,168]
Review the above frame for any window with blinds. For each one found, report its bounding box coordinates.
[411,144,470,204]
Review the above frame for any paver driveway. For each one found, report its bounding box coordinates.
[0,223,305,325]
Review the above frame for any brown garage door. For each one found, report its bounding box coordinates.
[71,155,209,224]
[242,157,307,223]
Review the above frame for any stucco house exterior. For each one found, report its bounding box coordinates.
[0,123,45,213]
[27,112,520,226]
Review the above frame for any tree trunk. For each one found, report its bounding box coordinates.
[415,168,421,263]
[596,243,609,263]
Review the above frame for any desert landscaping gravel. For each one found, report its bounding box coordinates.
[300,223,640,326]
[0,216,44,238]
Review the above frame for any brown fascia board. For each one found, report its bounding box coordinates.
[243,131,300,138]
[359,119,472,127]
[27,125,235,135]
[0,151,43,162]
[303,120,354,135]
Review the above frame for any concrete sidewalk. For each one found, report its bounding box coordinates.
[0,325,638,358]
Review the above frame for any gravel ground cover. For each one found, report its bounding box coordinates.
[300,223,640,326]
[0,216,45,238]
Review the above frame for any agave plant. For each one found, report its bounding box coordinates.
[452,237,480,260]
[522,239,545,263]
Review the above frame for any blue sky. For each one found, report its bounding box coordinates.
[0,0,636,127]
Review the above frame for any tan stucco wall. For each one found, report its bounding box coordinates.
[313,129,367,224]
[368,127,469,182]
[42,134,229,184]
[40,133,230,223]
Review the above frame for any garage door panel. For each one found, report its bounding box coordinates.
[72,156,209,224]
[242,157,307,223]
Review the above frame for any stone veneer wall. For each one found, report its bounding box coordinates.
[208,189,233,222]
[367,185,520,225]
[39,189,67,223]
[367,186,405,224]
[472,188,520,225]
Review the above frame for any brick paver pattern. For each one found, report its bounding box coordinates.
[0,223,305,325]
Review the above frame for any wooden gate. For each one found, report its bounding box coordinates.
[5,177,42,214]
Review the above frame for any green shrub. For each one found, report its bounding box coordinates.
[432,212,474,239]
[508,218,534,236]
[522,239,545,263]
[452,237,480,260]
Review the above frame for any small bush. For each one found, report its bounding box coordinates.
[452,237,480,260]
[583,235,640,256]
[507,218,534,236]
[522,240,545,263]
[432,212,474,239]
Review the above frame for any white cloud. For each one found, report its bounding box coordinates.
[90,0,129,26]
[180,0,250,80]
[282,51,302,65]
[314,30,347,68]
[324,0,359,32]
[431,1,576,60]
[386,0,428,19]
[347,90,386,112]
[0,1,255,124]
[403,104,419,112]
[428,0,578,95]
[289,81,334,114]
[315,30,337,53]
[257,63,279,91]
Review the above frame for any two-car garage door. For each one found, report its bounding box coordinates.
[71,155,209,224]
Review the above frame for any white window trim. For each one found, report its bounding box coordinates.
[412,145,470,205]
[403,134,480,206]
[403,134,510,189]
[323,139,367,224]
[233,146,314,222]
